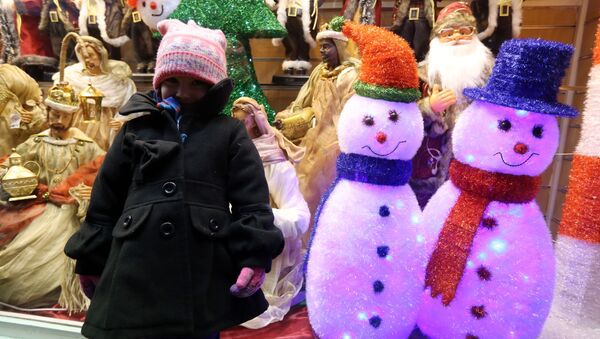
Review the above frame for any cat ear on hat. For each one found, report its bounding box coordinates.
[157,19,184,36]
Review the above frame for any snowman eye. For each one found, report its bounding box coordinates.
[388,110,399,123]
[498,119,511,132]
[363,115,374,126]
[532,125,543,138]
[142,1,146,6]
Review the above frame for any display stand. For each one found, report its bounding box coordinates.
[0,311,84,339]
[272,74,310,86]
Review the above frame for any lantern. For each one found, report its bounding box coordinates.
[79,82,104,122]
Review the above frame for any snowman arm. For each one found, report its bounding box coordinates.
[267,162,310,240]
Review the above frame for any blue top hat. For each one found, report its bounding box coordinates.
[464,38,578,118]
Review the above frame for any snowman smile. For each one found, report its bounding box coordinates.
[362,141,406,157]
[151,5,164,16]
[494,152,540,167]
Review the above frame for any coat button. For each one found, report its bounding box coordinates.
[123,215,132,228]
[162,181,177,196]
[160,222,175,238]
[209,218,221,232]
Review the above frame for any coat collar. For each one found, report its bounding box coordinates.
[119,79,234,118]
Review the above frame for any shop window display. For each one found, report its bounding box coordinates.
[0,1,596,338]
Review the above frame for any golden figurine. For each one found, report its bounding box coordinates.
[1,148,40,201]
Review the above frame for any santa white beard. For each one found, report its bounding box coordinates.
[426,37,494,104]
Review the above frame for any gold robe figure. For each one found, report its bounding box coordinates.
[0,84,105,313]
[0,64,47,156]
[275,18,359,240]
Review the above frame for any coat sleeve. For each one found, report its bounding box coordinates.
[226,121,284,272]
[64,127,133,275]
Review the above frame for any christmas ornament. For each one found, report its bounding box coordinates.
[306,22,425,338]
[542,20,600,339]
[417,38,578,338]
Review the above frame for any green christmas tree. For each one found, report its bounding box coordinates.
[169,0,286,121]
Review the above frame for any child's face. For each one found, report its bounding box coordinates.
[160,77,210,104]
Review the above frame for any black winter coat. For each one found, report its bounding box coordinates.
[65,79,284,339]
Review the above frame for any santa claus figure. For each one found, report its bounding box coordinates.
[78,0,130,58]
[410,2,494,208]
[471,0,522,56]
[268,0,321,75]
[390,0,437,62]
[342,0,382,26]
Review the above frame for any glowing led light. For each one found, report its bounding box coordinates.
[386,255,393,261]
[516,109,529,117]
[395,200,404,209]
[466,260,474,268]
[416,234,425,243]
[489,239,508,254]
[466,154,475,163]
[523,274,529,282]
[343,334,352,339]
[509,205,523,217]
[411,214,420,224]
[477,252,488,260]
[357,312,368,321]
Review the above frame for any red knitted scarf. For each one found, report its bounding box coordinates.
[425,160,541,306]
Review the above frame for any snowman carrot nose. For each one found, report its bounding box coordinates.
[150,1,157,9]
[514,142,529,154]
[376,131,387,144]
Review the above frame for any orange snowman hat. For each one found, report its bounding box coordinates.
[342,21,420,102]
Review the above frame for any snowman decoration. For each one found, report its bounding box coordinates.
[417,39,578,339]
[306,22,425,338]
[135,0,180,30]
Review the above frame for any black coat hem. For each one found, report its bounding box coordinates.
[81,300,268,339]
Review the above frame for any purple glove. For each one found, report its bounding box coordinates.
[229,267,265,298]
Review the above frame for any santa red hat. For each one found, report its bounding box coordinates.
[433,2,477,36]
[342,21,419,103]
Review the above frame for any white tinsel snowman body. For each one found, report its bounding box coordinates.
[417,100,559,339]
[306,94,425,338]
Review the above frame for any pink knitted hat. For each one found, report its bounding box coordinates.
[153,19,228,89]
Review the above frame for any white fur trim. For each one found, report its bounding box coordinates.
[316,31,347,42]
[44,98,79,113]
[264,0,277,10]
[300,0,316,48]
[282,59,297,71]
[276,0,289,28]
[511,0,522,37]
[78,0,89,36]
[477,0,498,40]
[1,0,15,11]
[79,0,129,47]
[295,60,312,71]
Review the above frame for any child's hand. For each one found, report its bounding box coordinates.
[229,267,265,298]
[79,275,100,299]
